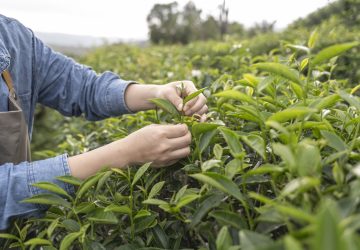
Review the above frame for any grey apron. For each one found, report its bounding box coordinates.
[0,70,31,164]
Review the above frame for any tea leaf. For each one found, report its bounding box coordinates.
[134,210,151,219]
[148,181,165,199]
[88,208,119,224]
[0,233,20,241]
[192,123,220,139]
[300,58,309,71]
[218,127,243,157]
[308,29,319,49]
[253,62,302,84]
[290,82,305,99]
[135,214,157,233]
[273,143,296,173]
[213,144,223,160]
[24,238,52,246]
[190,172,245,202]
[152,225,170,249]
[149,98,180,116]
[104,204,132,214]
[339,90,360,110]
[240,134,266,160]
[287,121,333,131]
[312,94,340,110]
[243,73,260,87]
[321,130,348,152]
[174,185,188,202]
[296,142,322,176]
[284,236,303,250]
[216,226,232,250]
[313,200,343,250]
[47,218,59,238]
[239,230,273,250]
[214,90,256,105]
[175,194,200,210]
[56,175,82,186]
[22,194,71,208]
[199,129,218,154]
[280,177,320,198]
[32,182,71,199]
[183,87,206,105]
[60,232,82,250]
[189,193,223,228]
[96,171,113,192]
[76,172,104,199]
[210,210,248,230]
[286,44,310,54]
[132,162,151,187]
[312,42,359,66]
[267,107,317,123]
[62,219,80,233]
[143,198,168,206]
[249,192,315,223]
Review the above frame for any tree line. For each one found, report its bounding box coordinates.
[146,1,275,44]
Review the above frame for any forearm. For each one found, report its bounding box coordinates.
[125,84,161,112]
[0,155,75,229]
[68,139,130,179]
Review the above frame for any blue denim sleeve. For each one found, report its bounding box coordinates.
[0,154,75,230]
[32,32,134,121]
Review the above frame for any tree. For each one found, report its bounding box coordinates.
[180,1,202,43]
[218,0,229,39]
[147,2,181,44]
[201,15,221,40]
[247,20,276,38]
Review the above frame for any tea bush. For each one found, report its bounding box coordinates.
[2,31,360,250]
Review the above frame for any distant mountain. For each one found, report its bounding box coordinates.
[34,32,148,56]
[35,32,122,48]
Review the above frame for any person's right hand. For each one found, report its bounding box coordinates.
[69,124,191,179]
[121,124,192,167]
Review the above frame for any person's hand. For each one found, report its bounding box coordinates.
[157,80,208,122]
[121,124,191,167]
[69,123,191,179]
[124,81,208,122]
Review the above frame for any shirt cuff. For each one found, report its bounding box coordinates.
[27,154,76,205]
[105,79,137,116]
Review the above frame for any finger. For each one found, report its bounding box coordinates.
[168,146,191,160]
[184,95,207,115]
[183,96,199,112]
[152,159,178,168]
[200,114,207,123]
[162,124,189,138]
[196,105,208,116]
[169,131,192,150]
[164,159,179,167]
[164,88,184,111]
[183,80,197,94]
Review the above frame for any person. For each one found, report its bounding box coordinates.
[0,14,208,230]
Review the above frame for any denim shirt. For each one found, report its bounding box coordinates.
[0,14,133,229]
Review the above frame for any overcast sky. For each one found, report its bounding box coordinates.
[1,0,335,40]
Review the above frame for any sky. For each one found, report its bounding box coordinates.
[1,0,335,40]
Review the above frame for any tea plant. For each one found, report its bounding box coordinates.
[1,31,360,250]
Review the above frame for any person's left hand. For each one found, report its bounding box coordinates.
[157,80,208,122]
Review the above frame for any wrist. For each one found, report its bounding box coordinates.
[109,138,132,167]
[125,84,162,111]
[68,139,131,179]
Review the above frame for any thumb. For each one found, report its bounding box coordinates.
[168,93,184,112]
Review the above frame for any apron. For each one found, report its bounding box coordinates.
[0,70,31,165]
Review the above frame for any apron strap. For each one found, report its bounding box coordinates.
[1,70,16,98]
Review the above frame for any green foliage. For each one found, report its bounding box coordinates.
[17,13,360,249]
